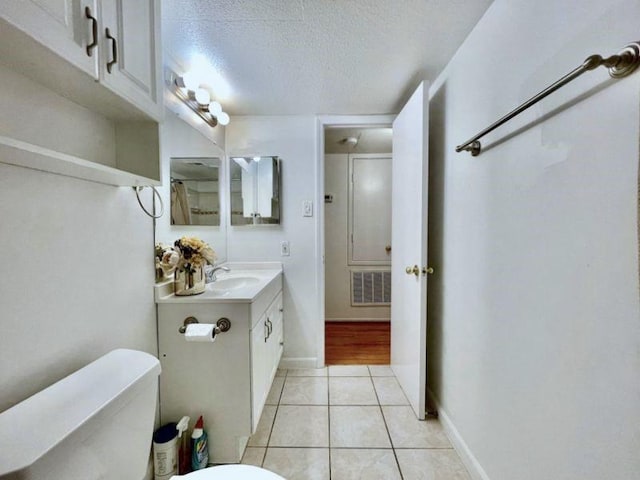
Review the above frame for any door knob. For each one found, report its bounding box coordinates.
[422,266,435,275]
[405,265,420,276]
[385,245,392,253]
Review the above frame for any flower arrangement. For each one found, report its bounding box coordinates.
[155,237,216,284]
[155,243,179,280]
[173,236,217,272]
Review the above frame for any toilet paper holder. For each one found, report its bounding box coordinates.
[178,316,231,335]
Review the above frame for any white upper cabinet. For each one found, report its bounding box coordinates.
[0,0,162,121]
[0,0,98,78]
[99,0,162,119]
[0,0,163,186]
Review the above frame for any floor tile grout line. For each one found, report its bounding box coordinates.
[260,445,454,450]
[374,374,406,480]
[262,391,283,466]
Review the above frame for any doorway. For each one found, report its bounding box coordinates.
[323,126,393,364]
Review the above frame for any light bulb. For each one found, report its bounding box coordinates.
[218,111,230,126]
[194,88,210,106]
[208,101,222,116]
[181,71,199,91]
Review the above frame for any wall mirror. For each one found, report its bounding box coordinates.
[230,156,281,225]
[170,157,221,226]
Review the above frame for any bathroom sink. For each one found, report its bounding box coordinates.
[209,276,261,291]
[155,263,283,303]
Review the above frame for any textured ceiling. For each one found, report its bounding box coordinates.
[162,0,493,115]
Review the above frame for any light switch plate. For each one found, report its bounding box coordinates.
[303,200,313,217]
[280,241,290,256]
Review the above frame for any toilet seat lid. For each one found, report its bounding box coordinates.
[172,465,285,479]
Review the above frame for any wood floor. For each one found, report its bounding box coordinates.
[325,321,390,365]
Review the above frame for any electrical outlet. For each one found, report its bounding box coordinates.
[280,241,290,256]
[303,200,313,217]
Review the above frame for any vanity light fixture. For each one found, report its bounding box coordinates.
[217,112,230,126]
[194,88,211,106]
[209,101,222,117]
[167,68,230,128]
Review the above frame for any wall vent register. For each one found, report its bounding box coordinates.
[351,271,391,305]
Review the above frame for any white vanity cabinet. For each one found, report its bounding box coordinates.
[156,267,283,464]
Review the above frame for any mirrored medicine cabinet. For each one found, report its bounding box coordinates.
[230,156,281,225]
[170,157,221,226]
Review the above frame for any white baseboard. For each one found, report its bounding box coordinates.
[427,389,491,480]
[279,357,318,369]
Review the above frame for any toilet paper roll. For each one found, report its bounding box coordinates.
[184,323,216,342]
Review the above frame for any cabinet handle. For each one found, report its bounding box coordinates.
[85,6,98,57]
[267,318,273,337]
[264,320,269,342]
[105,27,118,73]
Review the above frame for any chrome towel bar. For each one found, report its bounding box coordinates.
[456,41,640,156]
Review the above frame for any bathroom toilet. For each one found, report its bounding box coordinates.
[173,464,283,479]
[0,349,284,480]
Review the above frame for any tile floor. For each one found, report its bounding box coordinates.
[241,365,471,480]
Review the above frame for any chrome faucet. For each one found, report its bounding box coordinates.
[206,265,230,283]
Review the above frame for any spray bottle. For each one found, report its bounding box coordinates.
[191,416,209,470]
[176,416,191,475]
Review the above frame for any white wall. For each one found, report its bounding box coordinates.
[226,116,319,367]
[156,112,227,262]
[0,162,157,412]
[427,1,640,479]
[324,153,390,321]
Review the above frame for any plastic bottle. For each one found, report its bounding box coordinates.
[176,416,191,475]
[152,423,178,480]
[191,416,209,470]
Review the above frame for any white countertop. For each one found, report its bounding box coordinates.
[155,262,283,304]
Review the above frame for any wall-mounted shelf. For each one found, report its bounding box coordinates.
[0,136,160,187]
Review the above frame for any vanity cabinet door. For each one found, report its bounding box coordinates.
[250,312,270,432]
[267,292,284,380]
[0,0,99,78]
[98,0,162,119]
[250,291,284,433]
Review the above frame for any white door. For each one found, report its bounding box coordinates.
[99,0,162,119]
[349,154,392,265]
[391,82,429,419]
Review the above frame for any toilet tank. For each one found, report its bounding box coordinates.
[0,349,161,480]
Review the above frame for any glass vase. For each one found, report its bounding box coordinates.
[174,264,205,296]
